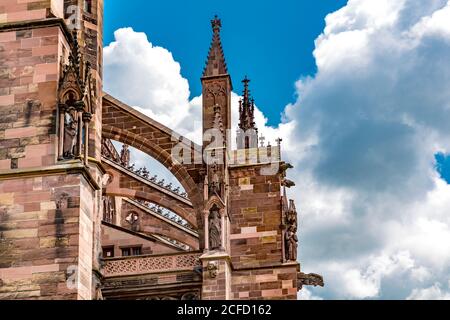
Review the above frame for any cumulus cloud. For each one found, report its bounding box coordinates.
[407,283,450,300]
[298,288,324,301]
[103,28,198,128]
[288,0,450,299]
[104,0,450,299]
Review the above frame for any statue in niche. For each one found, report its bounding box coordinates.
[208,206,222,250]
[285,225,298,262]
[120,144,131,167]
[63,112,78,159]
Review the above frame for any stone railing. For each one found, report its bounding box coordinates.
[102,252,202,278]
[132,199,195,231]
[102,153,189,200]
[228,145,281,166]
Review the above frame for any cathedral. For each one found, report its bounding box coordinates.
[0,0,323,300]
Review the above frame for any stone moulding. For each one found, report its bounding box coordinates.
[0,161,101,191]
[0,18,73,43]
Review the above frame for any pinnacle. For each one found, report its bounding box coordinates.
[203,15,228,77]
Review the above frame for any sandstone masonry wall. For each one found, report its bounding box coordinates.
[229,165,299,300]
[101,223,179,257]
[0,174,92,299]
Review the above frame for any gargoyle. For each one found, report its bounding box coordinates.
[298,272,324,290]
[282,179,296,188]
[279,162,294,175]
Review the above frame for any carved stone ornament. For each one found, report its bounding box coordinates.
[285,225,298,262]
[207,261,218,279]
[56,192,70,210]
[103,196,115,223]
[57,32,96,161]
[137,292,200,301]
[125,212,139,225]
[208,206,222,250]
[120,144,131,167]
[102,173,113,187]
[209,162,222,196]
[205,82,226,103]
[298,273,324,290]
[62,110,78,158]
[283,197,299,262]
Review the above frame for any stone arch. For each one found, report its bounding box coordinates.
[102,126,200,204]
[205,195,225,211]
[102,94,206,246]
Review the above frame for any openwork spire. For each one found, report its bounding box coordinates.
[236,76,259,149]
[203,15,228,77]
[238,76,257,132]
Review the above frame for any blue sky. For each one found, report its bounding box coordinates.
[104,0,347,126]
[104,0,450,182]
[436,153,450,183]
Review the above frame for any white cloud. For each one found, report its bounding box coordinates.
[411,2,450,40]
[103,28,195,128]
[103,0,450,300]
[407,284,450,300]
[290,0,450,300]
[298,288,324,301]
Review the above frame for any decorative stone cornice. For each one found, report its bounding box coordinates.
[0,18,73,44]
[0,161,101,191]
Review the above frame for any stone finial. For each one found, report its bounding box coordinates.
[203,15,228,77]
[211,15,222,33]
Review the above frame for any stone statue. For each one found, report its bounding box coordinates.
[286,199,297,228]
[63,114,78,159]
[285,225,298,261]
[120,144,131,167]
[103,196,114,223]
[209,163,221,195]
[208,208,222,250]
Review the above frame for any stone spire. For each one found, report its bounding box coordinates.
[203,15,228,77]
[238,76,257,132]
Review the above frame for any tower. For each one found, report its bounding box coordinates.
[202,15,232,150]
[0,0,104,299]
[200,15,233,300]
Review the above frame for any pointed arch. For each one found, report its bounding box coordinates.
[102,94,205,239]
